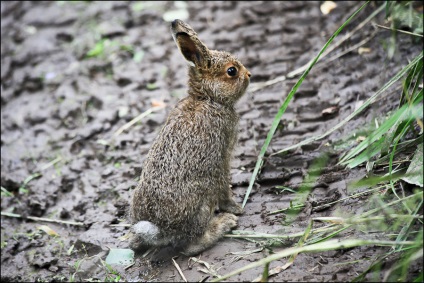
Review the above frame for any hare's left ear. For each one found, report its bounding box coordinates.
[171,20,210,67]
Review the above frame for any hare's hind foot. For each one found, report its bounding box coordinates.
[182,213,238,256]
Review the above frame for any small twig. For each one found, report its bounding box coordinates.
[172,257,187,282]
[1,211,84,226]
[110,223,131,227]
[112,106,165,139]
[229,248,263,264]
[373,23,423,37]
[226,225,340,240]
[321,30,377,63]
[124,262,135,270]
[269,184,387,216]
[188,256,204,268]
[229,247,264,256]
[142,247,156,258]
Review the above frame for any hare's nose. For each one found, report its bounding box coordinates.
[171,19,180,29]
[247,72,251,78]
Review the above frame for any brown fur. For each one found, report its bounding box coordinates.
[129,19,251,255]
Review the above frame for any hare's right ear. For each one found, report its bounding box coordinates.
[171,20,209,67]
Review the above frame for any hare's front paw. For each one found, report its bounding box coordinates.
[217,213,238,232]
[181,213,239,256]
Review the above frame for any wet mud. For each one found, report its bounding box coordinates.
[1,1,422,282]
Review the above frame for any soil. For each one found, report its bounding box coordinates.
[1,1,422,282]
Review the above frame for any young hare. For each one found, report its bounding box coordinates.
[129,19,251,256]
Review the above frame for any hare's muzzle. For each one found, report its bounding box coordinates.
[245,71,252,82]
[171,19,180,29]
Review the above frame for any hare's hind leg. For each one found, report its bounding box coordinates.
[182,213,238,256]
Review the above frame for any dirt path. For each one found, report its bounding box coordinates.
[1,1,421,282]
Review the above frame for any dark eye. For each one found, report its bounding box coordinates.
[227,67,237,77]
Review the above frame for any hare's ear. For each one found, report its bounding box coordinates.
[174,32,208,67]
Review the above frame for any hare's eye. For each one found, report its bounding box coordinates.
[227,67,238,77]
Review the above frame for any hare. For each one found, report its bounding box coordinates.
[129,19,251,256]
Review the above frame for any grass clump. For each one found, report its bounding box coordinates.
[233,1,423,282]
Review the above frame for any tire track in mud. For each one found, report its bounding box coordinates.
[1,1,421,282]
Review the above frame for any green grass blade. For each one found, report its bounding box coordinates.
[388,94,422,192]
[339,104,407,164]
[359,191,421,219]
[345,136,385,168]
[211,239,415,282]
[340,99,423,166]
[402,55,423,104]
[270,51,423,158]
[307,224,353,245]
[241,1,370,209]
[394,194,423,251]
[284,154,329,223]
[375,135,422,165]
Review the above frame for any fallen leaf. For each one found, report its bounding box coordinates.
[354,100,364,111]
[96,139,110,146]
[252,263,292,282]
[189,257,220,278]
[151,100,166,107]
[118,106,129,118]
[189,257,211,269]
[358,47,372,54]
[356,136,366,142]
[320,1,337,15]
[146,83,158,90]
[197,267,220,278]
[37,225,59,237]
[322,106,339,115]
[402,144,423,187]
[67,244,74,255]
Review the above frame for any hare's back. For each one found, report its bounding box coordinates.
[133,99,237,227]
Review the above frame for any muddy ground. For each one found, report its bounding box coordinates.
[1,1,422,282]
